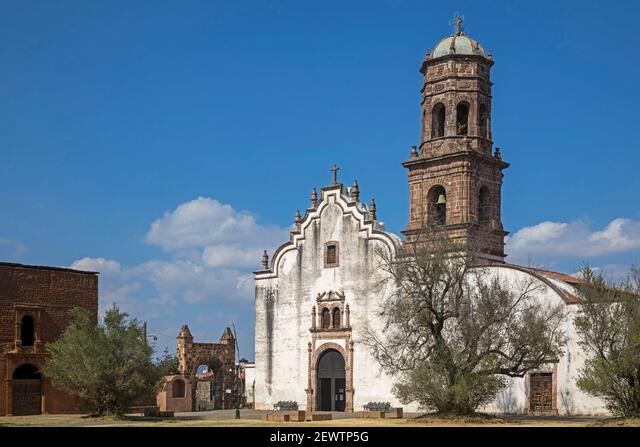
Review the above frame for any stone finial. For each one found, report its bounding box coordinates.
[311,187,318,208]
[369,198,377,220]
[178,324,193,339]
[351,179,360,202]
[423,49,430,63]
[295,209,302,231]
[410,146,418,159]
[261,250,269,270]
[345,303,350,327]
[488,51,493,61]
[494,147,502,160]
[221,327,234,340]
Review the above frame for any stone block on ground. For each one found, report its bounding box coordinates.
[359,410,385,418]
[309,413,332,421]
[262,412,290,422]
[143,406,160,417]
[288,410,306,422]
[270,413,291,422]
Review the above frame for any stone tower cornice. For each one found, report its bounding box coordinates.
[420,53,494,74]
[403,149,509,171]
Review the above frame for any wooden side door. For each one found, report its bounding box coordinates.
[530,373,553,413]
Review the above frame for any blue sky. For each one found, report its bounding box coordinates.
[1,1,639,358]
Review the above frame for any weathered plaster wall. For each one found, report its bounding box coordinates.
[479,267,607,416]
[254,189,608,415]
[254,187,416,411]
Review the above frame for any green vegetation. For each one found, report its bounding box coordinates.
[575,265,640,417]
[365,233,566,415]
[42,305,162,416]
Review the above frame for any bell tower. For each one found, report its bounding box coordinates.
[402,16,509,262]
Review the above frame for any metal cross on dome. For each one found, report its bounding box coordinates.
[450,12,464,35]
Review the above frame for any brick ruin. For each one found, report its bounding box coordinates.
[158,325,237,412]
[0,262,99,416]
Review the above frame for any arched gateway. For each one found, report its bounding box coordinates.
[316,349,346,411]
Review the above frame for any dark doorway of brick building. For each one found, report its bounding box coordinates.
[316,349,346,411]
[12,363,42,416]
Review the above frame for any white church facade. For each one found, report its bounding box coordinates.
[253,20,609,416]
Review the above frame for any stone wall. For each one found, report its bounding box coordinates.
[0,262,98,416]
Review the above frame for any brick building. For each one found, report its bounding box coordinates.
[0,262,98,416]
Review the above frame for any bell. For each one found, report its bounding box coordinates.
[436,194,446,205]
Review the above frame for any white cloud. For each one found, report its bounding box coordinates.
[134,260,253,304]
[70,257,142,314]
[507,218,640,262]
[145,197,289,253]
[201,244,264,269]
[71,257,122,275]
[68,195,289,340]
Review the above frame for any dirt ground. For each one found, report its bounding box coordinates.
[0,409,637,427]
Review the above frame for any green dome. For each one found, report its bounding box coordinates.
[431,33,486,58]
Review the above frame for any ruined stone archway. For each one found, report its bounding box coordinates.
[175,325,236,411]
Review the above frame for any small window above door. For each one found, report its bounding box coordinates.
[324,241,339,268]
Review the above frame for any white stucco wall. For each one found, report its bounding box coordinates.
[243,363,255,404]
[479,267,607,415]
[254,185,415,411]
[254,185,608,415]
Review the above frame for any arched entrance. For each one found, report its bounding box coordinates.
[12,364,42,416]
[316,349,346,411]
[194,360,222,411]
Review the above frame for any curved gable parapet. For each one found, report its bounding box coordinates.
[255,184,401,279]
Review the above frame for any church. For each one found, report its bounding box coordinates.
[253,19,608,416]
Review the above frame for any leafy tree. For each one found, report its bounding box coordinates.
[43,304,161,416]
[574,264,640,417]
[365,232,566,415]
[156,347,179,377]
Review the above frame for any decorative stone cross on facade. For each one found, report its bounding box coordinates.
[331,164,340,184]
[450,12,464,35]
